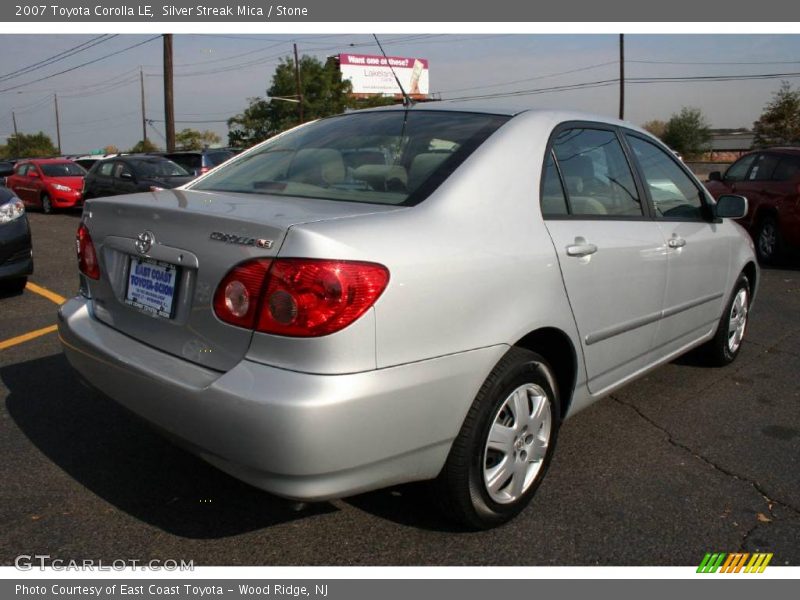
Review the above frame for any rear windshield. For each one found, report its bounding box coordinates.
[40,162,86,177]
[206,150,234,166]
[130,159,189,177]
[164,154,201,171]
[191,110,509,205]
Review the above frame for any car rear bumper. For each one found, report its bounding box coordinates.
[58,296,506,501]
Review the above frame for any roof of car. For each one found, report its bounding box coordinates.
[348,102,640,129]
[754,146,800,154]
[22,157,78,164]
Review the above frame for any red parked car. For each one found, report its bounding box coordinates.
[6,158,86,214]
[706,147,800,263]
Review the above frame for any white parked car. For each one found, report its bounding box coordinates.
[59,105,757,528]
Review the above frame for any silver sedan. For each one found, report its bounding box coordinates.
[58,105,757,529]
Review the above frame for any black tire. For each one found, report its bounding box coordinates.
[755,215,782,264]
[701,274,751,367]
[0,277,27,295]
[41,194,53,214]
[433,347,561,529]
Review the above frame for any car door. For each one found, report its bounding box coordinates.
[91,160,115,197]
[768,154,800,248]
[624,132,730,354]
[541,124,668,394]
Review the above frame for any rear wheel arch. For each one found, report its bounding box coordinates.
[512,327,577,421]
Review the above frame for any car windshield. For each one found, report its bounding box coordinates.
[191,110,510,205]
[40,162,86,177]
[131,159,189,177]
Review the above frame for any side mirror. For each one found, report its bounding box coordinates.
[708,171,722,182]
[716,194,748,219]
[29,171,39,178]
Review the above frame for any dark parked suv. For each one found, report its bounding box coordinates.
[156,149,235,177]
[83,155,193,199]
[706,147,800,263]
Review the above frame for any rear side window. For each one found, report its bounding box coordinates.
[772,155,800,181]
[552,128,642,217]
[626,135,704,220]
[748,153,780,181]
[540,151,568,216]
[98,162,114,176]
[192,110,509,206]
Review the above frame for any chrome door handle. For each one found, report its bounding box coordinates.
[566,241,598,257]
[668,237,686,249]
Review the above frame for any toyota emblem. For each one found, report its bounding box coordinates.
[135,230,155,255]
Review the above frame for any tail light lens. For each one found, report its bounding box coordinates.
[213,258,389,337]
[76,223,100,280]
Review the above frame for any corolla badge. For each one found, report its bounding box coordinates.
[135,230,156,254]
[209,231,273,249]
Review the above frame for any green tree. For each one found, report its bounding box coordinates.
[129,139,160,153]
[642,119,667,140]
[228,55,394,147]
[0,131,57,158]
[175,128,221,150]
[662,107,711,159]
[753,81,800,147]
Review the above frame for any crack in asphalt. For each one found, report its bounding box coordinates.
[608,393,800,552]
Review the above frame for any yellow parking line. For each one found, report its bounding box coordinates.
[25,282,66,305]
[0,325,58,351]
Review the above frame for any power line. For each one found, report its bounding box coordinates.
[434,61,617,95]
[0,35,160,94]
[0,35,117,84]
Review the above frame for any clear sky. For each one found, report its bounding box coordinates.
[1,33,799,154]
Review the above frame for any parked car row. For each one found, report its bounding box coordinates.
[1,150,238,213]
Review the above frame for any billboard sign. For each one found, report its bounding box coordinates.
[338,53,429,97]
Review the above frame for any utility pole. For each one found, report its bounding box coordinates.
[619,34,625,120]
[293,43,304,124]
[140,66,147,146]
[11,111,20,157]
[163,33,175,152]
[54,93,62,155]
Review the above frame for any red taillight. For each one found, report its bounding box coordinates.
[213,258,389,337]
[76,224,100,280]
[212,259,272,329]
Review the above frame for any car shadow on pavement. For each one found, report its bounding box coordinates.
[343,484,468,533]
[2,353,337,539]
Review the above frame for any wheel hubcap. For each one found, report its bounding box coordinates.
[483,383,552,504]
[727,288,748,354]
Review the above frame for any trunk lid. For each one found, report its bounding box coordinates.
[84,188,402,371]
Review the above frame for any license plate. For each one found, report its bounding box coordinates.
[125,257,178,319]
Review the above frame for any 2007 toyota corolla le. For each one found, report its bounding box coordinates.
[58,105,758,529]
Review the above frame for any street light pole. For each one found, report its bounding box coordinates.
[293,43,304,124]
[54,93,62,155]
[163,34,175,152]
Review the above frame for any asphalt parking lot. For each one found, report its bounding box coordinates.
[1,211,799,566]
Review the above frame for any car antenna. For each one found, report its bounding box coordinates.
[373,34,414,108]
